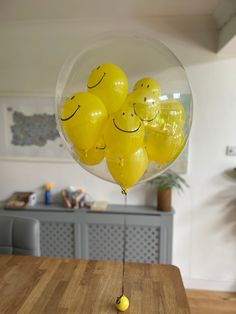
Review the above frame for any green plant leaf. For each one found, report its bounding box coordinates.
[149,169,189,192]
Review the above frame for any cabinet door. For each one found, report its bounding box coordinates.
[125,215,161,264]
[81,213,171,264]
[126,215,173,264]
[81,213,124,261]
[40,221,75,258]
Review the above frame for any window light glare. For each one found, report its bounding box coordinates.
[159,95,168,100]
[173,93,180,99]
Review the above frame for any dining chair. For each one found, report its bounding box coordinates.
[0,215,40,256]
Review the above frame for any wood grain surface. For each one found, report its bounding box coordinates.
[187,289,236,314]
[0,255,190,314]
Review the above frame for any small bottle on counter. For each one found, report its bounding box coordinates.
[44,183,53,205]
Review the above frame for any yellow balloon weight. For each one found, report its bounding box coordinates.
[60,92,107,151]
[126,90,160,126]
[115,295,130,312]
[75,138,106,166]
[146,127,185,165]
[156,99,186,134]
[133,77,161,98]
[107,147,148,191]
[87,63,128,115]
[104,106,145,155]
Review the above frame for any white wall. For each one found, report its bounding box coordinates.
[0,16,236,291]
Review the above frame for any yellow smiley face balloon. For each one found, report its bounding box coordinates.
[126,90,160,126]
[87,64,128,115]
[60,92,107,151]
[133,77,161,99]
[104,106,145,155]
[146,127,185,165]
[156,99,186,135]
[75,138,106,166]
[107,147,148,191]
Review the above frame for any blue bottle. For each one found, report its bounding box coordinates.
[44,183,52,205]
[44,189,51,205]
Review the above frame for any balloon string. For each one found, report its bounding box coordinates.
[121,193,127,295]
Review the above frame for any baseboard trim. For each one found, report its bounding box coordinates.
[183,277,236,292]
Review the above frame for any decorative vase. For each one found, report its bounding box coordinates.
[157,189,171,212]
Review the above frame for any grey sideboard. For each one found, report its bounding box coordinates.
[0,203,174,264]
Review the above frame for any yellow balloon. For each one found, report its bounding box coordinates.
[156,99,186,134]
[87,63,128,115]
[146,127,185,165]
[104,106,145,155]
[145,115,160,132]
[60,92,107,151]
[107,147,148,191]
[75,138,105,166]
[126,90,160,126]
[133,77,161,98]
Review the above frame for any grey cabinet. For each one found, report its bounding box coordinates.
[0,203,173,264]
[40,221,75,258]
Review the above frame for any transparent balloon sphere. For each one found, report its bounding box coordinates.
[55,33,193,191]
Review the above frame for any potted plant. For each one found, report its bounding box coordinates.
[149,169,189,211]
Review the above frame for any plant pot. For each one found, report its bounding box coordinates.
[157,188,171,211]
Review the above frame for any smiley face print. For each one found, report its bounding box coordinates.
[60,92,107,151]
[133,77,161,99]
[104,107,144,155]
[126,90,160,126]
[87,64,128,115]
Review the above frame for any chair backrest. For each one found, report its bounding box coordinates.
[0,215,40,256]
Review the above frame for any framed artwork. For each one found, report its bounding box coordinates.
[0,96,71,162]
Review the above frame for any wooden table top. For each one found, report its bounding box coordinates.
[0,255,190,314]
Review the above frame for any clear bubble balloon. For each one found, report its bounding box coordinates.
[55,33,193,192]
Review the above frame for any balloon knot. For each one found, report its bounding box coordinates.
[121,188,127,195]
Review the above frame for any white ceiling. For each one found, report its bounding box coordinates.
[0,0,235,54]
[0,0,220,21]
